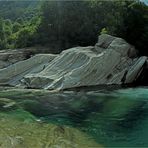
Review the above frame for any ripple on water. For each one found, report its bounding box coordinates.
[0,87,148,147]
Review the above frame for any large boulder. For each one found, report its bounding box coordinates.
[0,34,147,89]
[23,34,147,90]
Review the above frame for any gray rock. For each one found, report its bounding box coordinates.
[95,34,116,49]
[125,56,147,83]
[0,54,57,86]
[23,34,147,90]
[0,34,147,90]
[0,47,53,69]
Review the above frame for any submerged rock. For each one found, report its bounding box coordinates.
[0,98,16,110]
[0,111,102,148]
[0,34,147,89]
[0,87,147,147]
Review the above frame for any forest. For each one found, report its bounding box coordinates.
[0,0,147,55]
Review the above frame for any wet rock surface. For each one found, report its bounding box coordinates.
[0,110,101,148]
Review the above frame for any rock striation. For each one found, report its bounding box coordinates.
[0,34,147,90]
[23,34,147,90]
[0,54,57,86]
[0,47,52,69]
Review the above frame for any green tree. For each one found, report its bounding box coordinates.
[12,22,22,33]
[4,19,12,28]
[15,26,37,48]
[38,1,99,52]
[100,28,108,35]
[116,1,148,55]
[0,18,7,49]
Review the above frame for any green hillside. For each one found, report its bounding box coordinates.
[0,1,40,21]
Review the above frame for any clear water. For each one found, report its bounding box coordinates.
[0,87,148,147]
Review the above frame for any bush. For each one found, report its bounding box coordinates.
[0,39,7,50]
[15,26,37,48]
[100,28,108,35]
[12,22,22,33]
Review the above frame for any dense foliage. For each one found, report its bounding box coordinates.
[0,1,40,21]
[0,1,40,49]
[0,0,147,55]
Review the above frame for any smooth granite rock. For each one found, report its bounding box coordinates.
[0,34,147,89]
[0,54,57,86]
[23,34,147,90]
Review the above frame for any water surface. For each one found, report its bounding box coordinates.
[0,87,148,147]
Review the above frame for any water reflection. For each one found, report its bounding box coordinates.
[0,87,148,147]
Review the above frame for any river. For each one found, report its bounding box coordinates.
[0,87,148,147]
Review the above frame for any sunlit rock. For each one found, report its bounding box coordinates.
[0,34,147,89]
[0,47,53,69]
[0,110,102,148]
[23,34,147,90]
[0,54,56,86]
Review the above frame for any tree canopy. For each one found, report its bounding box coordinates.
[0,0,147,55]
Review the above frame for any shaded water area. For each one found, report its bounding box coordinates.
[0,87,148,147]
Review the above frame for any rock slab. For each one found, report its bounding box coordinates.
[23,34,147,90]
[0,34,147,90]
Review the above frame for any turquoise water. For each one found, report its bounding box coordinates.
[0,87,148,147]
